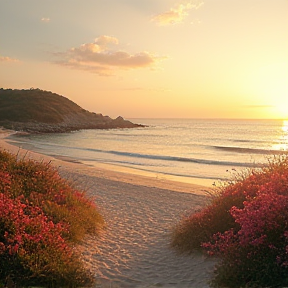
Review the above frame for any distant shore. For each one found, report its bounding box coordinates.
[0,128,216,287]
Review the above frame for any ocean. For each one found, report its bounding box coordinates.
[7,118,288,186]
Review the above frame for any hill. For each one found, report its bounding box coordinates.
[0,88,143,133]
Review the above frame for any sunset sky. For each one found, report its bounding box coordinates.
[1,0,287,119]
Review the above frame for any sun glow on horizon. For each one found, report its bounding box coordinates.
[248,62,288,120]
[274,105,288,120]
[271,91,288,120]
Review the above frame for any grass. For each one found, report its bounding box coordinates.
[0,150,104,287]
[172,154,288,287]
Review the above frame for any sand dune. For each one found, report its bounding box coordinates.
[0,129,217,288]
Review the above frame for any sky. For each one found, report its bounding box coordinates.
[1,0,287,119]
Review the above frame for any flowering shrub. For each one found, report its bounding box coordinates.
[0,151,103,242]
[171,172,256,252]
[172,155,288,287]
[0,150,103,287]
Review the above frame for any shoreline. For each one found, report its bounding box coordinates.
[2,129,213,196]
[0,128,216,287]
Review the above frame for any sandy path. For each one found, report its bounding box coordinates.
[0,129,217,288]
[64,170,216,288]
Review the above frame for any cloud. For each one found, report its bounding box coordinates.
[152,0,203,26]
[53,36,165,76]
[0,56,19,63]
[41,17,50,23]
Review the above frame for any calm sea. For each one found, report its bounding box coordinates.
[7,119,288,186]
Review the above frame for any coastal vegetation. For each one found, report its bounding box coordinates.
[172,155,288,287]
[0,150,103,287]
[0,88,142,133]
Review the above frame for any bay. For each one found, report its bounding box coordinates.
[8,118,288,186]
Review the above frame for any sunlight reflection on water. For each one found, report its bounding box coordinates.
[272,120,288,151]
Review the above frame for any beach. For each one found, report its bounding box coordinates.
[0,129,217,288]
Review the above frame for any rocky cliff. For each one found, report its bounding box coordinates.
[0,88,143,133]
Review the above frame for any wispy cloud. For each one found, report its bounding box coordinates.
[0,56,19,63]
[152,0,203,26]
[53,35,165,76]
[41,17,50,23]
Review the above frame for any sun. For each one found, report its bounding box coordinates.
[251,63,288,119]
[272,94,288,119]
[273,101,288,119]
[267,77,288,119]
